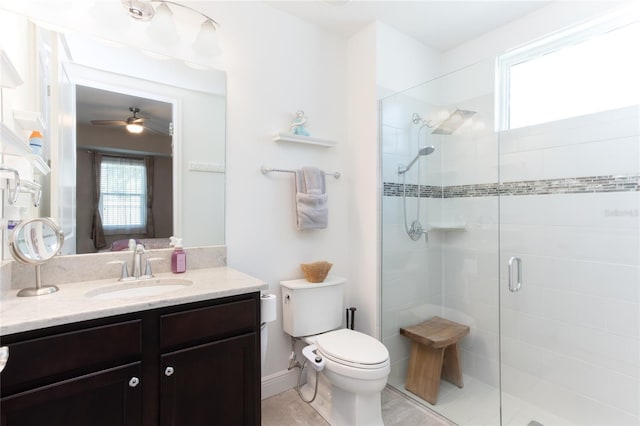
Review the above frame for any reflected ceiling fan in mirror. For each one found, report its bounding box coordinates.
[90,106,165,135]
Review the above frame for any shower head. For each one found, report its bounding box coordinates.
[431,109,476,135]
[418,146,435,156]
[398,145,435,175]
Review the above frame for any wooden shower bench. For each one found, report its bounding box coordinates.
[400,316,470,404]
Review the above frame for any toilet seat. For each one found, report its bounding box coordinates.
[315,329,389,370]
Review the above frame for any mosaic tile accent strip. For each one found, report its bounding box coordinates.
[383,174,640,198]
[383,182,442,198]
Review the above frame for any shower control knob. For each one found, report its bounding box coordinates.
[164,366,174,377]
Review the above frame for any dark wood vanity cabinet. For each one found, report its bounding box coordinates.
[0,292,261,426]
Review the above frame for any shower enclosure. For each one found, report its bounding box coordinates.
[380,56,639,425]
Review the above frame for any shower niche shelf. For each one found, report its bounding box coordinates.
[273,132,336,148]
[427,222,467,231]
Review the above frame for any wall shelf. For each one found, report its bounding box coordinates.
[0,50,23,89]
[273,132,336,147]
[13,110,46,132]
[1,123,51,175]
[27,154,51,175]
[427,223,467,231]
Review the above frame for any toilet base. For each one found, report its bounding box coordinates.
[331,386,384,426]
[303,368,384,426]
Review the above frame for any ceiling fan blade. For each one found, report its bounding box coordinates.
[143,125,168,136]
[90,120,127,125]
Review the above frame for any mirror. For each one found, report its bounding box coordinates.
[1,6,226,256]
[74,84,174,254]
[62,31,226,255]
[9,217,64,296]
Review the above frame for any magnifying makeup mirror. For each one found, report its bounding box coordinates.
[9,218,65,297]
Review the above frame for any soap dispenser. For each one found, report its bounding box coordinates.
[169,236,186,273]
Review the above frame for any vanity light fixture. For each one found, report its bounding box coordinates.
[121,0,221,56]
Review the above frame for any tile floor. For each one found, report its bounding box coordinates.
[262,386,453,426]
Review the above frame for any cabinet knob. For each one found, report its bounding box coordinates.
[164,366,174,377]
[128,377,140,388]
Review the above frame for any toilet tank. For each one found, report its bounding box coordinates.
[280,277,345,337]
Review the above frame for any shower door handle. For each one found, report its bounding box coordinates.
[508,256,522,292]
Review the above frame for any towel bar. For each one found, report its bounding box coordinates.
[261,166,340,179]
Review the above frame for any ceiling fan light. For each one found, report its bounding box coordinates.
[126,123,144,134]
[147,2,179,45]
[193,20,221,57]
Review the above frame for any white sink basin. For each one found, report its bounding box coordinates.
[86,278,192,300]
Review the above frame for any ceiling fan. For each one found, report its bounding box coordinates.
[90,107,165,135]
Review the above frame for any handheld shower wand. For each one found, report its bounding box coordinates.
[398,145,435,175]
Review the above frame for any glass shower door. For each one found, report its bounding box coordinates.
[498,105,640,426]
[380,58,502,426]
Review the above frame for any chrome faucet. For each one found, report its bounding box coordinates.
[109,243,160,281]
[132,244,145,279]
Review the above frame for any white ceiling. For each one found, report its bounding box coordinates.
[76,85,172,136]
[264,0,552,51]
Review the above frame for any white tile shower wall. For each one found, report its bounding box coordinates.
[500,106,639,183]
[381,92,444,186]
[441,196,500,388]
[440,94,497,187]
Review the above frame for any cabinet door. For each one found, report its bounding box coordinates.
[1,362,142,426]
[160,333,259,426]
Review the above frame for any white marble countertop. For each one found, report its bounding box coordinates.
[0,267,267,336]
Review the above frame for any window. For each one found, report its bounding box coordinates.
[100,156,147,235]
[497,6,640,130]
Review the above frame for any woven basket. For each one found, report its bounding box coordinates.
[300,261,333,283]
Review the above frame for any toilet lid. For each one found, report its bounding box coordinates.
[316,329,389,367]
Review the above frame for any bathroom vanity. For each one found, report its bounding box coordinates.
[0,266,266,426]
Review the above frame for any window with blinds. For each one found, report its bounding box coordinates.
[100,156,147,235]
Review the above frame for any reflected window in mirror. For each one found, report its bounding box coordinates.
[100,156,147,235]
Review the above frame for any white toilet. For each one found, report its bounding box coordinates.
[280,277,390,426]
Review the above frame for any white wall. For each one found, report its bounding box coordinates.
[343,22,379,339]
[198,2,350,393]
[376,21,441,99]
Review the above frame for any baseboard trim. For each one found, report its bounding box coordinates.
[261,369,299,400]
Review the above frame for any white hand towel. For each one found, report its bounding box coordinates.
[295,167,328,230]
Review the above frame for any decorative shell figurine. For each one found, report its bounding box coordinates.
[300,261,333,283]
